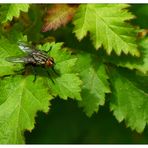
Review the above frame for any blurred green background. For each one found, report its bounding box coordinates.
[25,99,148,144]
[25,4,148,144]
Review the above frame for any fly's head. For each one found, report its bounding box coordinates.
[45,57,55,67]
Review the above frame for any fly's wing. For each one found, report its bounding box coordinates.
[6,56,35,64]
[18,41,35,54]
[6,56,26,63]
[18,41,50,57]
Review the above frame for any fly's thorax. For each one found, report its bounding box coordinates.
[31,51,47,65]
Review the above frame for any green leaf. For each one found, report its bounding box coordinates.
[49,73,82,100]
[75,52,110,116]
[0,37,23,77]
[0,75,53,144]
[39,42,82,100]
[0,4,29,23]
[109,67,148,133]
[73,4,140,56]
[105,37,148,74]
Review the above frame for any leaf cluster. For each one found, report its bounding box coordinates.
[0,4,147,143]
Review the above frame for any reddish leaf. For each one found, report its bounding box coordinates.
[41,4,77,32]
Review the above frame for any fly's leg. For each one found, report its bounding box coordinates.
[31,66,37,82]
[46,69,55,84]
[33,72,37,82]
[51,66,59,76]
[14,68,25,74]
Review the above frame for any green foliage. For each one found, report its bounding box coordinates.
[25,4,43,41]
[105,38,148,74]
[0,3,147,144]
[0,4,29,23]
[74,52,110,116]
[0,75,53,143]
[0,37,23,76]
[73,4,140,56]
[109,68,148,133]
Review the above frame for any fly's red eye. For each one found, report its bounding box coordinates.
[45,59,54,67]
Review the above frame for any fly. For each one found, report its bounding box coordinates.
[6,41,57,82]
